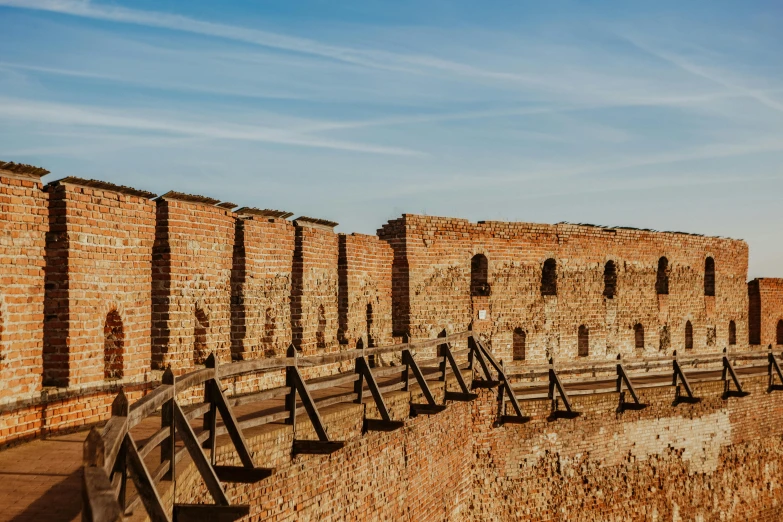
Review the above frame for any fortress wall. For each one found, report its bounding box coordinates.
[151,195,235,371]
[166,374,783,522]
[749,278,783,348]
[0,169,47,406]
[42,179,156,387]
[231,215,295,360]
[380,214,749,363]
[338,233,393,349]
[291,220,339,357]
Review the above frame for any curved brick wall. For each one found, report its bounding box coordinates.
[164,373,783,521]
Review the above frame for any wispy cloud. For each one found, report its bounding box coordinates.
[0,97,423,156]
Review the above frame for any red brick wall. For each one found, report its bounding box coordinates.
[379,215,749,362]
[231,216,295,359]
[0,170,46,403]
[338,233,393,349]
[43,180,155,387]
[291,221,339,355]
[169,374,783,521]
[749,278,783,347]
[152,196,234,370]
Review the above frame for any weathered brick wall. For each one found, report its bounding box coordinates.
[152,194,234,371]
[166,373,783,522]
[43,179,156,387]
[380,215,749,363]
[0,168,47,404]
[291,219,339,356]
[338,233,393,349]
[231,214,295,360]
[749,278,783,347]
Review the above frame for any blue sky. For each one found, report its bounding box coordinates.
[0,1,782,278]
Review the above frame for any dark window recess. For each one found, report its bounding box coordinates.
[541,258,557,296]
[685,321,693,350]
[603,260,617,299]
[470,254,490,296]
[728,320,736,346]
[194,306,209,364]
[513,328,526,361]
[634,323,644,349]
[578,325,589,357]
[104,310,124,380]
[656,257,669,295]
[704,257,715,296]
[777,320,783,346]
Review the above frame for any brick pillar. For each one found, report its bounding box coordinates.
[0,163,47,401]
[152,192,234,371]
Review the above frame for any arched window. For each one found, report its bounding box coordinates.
[194,306,209,364]
[578,325,589,357]
[471,254,490,296]
[541,258,557,296]
[778,320,783,345]
[685,320,693,350]
[513,328,526,361]
[316,304,327,350]
[603,260,617,299]
[634,323,644,350]
[104,310,124,379]
[704,257,715,296]
[728,320,736,346]
[656,257,669,295]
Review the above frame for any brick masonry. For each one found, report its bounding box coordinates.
[379,215,750,362]
[43,179,156,387]
[749,277,783,347]
[0,166,782,518]
[152,194,235,371]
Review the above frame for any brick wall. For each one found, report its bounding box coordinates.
[0,167,47,404]
[167,373,783,521]
[152,194,235,371]
[43,179,156,387]
[231,213,295,360]
[338,233,393,349]
[291,219,339,356]
[379,215,749,362]
[749,278,783,347]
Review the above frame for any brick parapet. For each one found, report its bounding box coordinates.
[338,233,393,349]
[749,278,783,347]
[231,216,295,360]
[151,196,235,370]
[42,181,156,387]
[0,173,47,404]
[381,214,749,363]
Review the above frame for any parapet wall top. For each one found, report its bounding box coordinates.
[0,160,50,180]
[49,176,157,199]
[294,216,339,229]
[216,202,238,210]
[157,190,221,206]
[235,207,294,219]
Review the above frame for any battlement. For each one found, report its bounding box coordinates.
[0,164,781,453]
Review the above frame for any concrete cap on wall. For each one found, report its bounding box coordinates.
[0,160,50,181]
[48,176,157,199]
[157,190,221,206]
[294,216,339,230]
[236,207,294,219]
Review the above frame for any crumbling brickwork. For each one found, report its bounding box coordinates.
[338,233,393,349]
[152,193,234,371]
[231,212,295,360]
[43,179,156,387]
[291,219,339,355]
[379,215,749,363]
[749,278,783,347]
[0,166,47,404]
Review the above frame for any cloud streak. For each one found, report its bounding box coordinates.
[0,97,423,156]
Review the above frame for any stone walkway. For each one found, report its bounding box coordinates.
[0,431,85,522]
